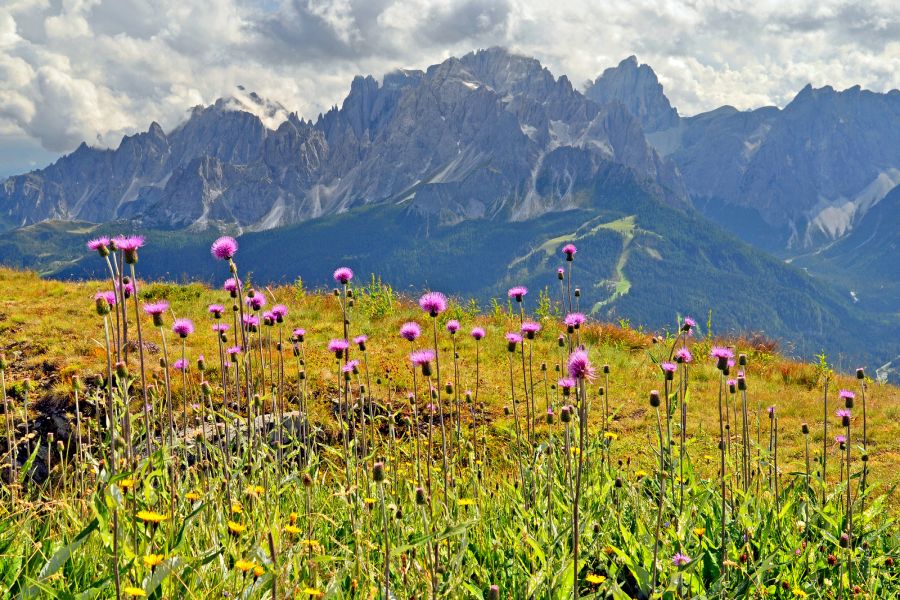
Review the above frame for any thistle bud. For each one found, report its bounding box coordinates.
[546,408,555,424]
[739,353,747,366]
[415,487,427,505]
[197,356,206,371]
[856,368,864,380]
[95,296,111,316]
[574,288,580,297]
[201,381,211,398]
[373,461,385,483]
[560,406,571,423]
[445,382,453,395]
[801,423,809,434]
[115,362,128,379]
[598,386,604,396]
[649,390,660,407]
[72,375,82,391]
[488,585,500,600]
[615,477,622,488]
[603,364,610,374]
[302,473,313,488]
[737,376,746,391]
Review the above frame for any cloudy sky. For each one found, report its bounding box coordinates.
[1,0,898,176]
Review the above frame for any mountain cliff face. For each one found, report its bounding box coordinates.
[585,55,679,133]
[0,48,685,233]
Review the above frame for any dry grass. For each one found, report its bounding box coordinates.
[1,266,898,503]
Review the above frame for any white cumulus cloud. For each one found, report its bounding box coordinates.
[0,0,897,169]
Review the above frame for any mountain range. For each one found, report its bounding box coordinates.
[1,48,897,379]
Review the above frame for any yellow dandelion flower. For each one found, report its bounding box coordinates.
[300,539,320,547]
[792,589,808,598]
[253,565,265,578]
[603,432,618,440]
[135,510,167,524]
[693,527,706,537]
[235,559,254,573]
[702,454,714,461]
[285,524,302,535]
[303,589,324,597]
[118,478,135,490]
[457,498,475,506]
[123,586,146,597]
[475,460,483,465]
[231,502,243,514]
[143,554,164,569]
[571,447,581,455]
[364,497,376,505]
[185,491,201,501]
[289,512,299,524]
[227,521,246,535]
[586,573,606,584]
[246,485,264,496]
[603,546,616,556]
[634,470,648,479]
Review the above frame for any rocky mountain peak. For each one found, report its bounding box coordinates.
[585,55,679,132]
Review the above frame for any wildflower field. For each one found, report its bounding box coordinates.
[0,236,897,599]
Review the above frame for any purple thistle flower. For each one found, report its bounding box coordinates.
[292,328,306,340]
[682,316,696,335]
[87,236,111,254]
[521,321,541,335]
[173,358,188,371]
[143,300,169,316]
[208,304,225,317]
[767,405,776,416]
[505,332,523,345]
[242,314,259,328]
[727,378,737,388]
[558,378,575,391]
[672,553,691,567]
[419,291,448,316]
[245,294,266,311]
[710,347,734,360]
[400,322,421,341]
[562,243,577,260]
[446,319,460,334]
[172,318,195,337]
[212,323,229,333]
[342,360,360,374]
[507,286,528,301]
[328,339,349,355]
[271,304,287,320]
[568,349,595,381]
[727,359,735,368]
[263,311,276,325]
[564,312,586,328]
[835,408,851,418]
[674,347,692,363]
[409,349,435,367]
[835,434,847,444]
[113,235,144,252]
[226,346,242,356]
[210,236,238,260]
[328,339,349,352]
[838,389,855,400]
[95,291,117,306]
[557,267,565,277]
[353,334,368,345]
[470,327,485,341]
[116,280,134,297]
[333,267,353,285]
[223,277,242,294]
[661,362,677,373]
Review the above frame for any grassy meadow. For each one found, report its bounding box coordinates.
[0,244,897,599]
